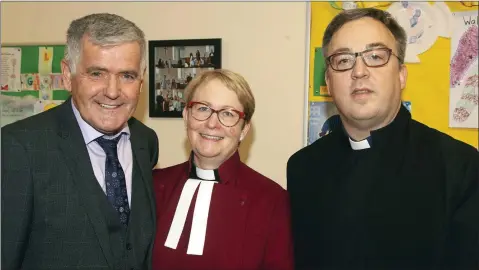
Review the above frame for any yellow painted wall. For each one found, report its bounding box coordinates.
[309,2,478,149]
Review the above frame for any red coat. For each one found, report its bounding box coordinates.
[152,151,294,270]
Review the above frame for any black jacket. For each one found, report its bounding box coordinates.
[288,105,479,270]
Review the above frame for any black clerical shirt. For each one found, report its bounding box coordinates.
[287,105,479,270]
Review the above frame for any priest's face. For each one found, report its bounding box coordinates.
[325,17,407,131]
[183,79,250,169]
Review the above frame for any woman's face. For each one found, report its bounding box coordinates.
[183,79,250,169]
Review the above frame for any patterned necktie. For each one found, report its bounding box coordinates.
[95,134,130,226]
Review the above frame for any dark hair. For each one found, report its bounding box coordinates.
[322,8,407,64]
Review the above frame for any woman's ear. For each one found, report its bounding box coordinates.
[239,121,251,141]
[182,107,188,129]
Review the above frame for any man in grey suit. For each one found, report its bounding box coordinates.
[2,13,159,270]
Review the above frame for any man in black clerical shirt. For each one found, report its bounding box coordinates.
[287,8,478,270]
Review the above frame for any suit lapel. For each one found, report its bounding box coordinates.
[55,99,115,268]
[128,119,156,239]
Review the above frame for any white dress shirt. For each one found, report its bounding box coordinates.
[71,100,133,206]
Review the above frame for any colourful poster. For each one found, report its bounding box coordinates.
[1,45,70,127]
[51,74,65,90]
[1,47,22,91]
[313,47,329,96]
[0,94,37,126]
[386,2,441,63]
[38,47,54,75]
[449,10,478,128]
[34,100,64,114]
[21,73,40,90]
[307,101,340,145]
[39,75,53,100]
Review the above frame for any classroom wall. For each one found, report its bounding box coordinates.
[3,2,475,188]
[308,2,478,150]
[1,2,309,188]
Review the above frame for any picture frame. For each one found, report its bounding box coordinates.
[148,38,222,118]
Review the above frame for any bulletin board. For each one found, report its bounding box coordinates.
[305,2,479,149]
[1,45,70,127]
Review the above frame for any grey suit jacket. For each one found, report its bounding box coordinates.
[1,98,159,270]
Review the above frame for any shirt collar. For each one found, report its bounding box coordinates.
[189,164,220,182]
[71,99,130,144]
[186,151,242,185]
[195,167,216,180]
[341,103,411,151]
[349,137,371,150]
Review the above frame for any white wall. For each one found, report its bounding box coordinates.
[1,2,308,188]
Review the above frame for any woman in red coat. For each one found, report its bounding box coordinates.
[152,69,293,270]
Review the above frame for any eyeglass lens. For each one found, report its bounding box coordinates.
[191,103,240,127]
[330,49,391,71]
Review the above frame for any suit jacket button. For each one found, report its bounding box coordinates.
[126,243,132,250]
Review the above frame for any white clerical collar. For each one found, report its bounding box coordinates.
[164,167,217,256]
[349,137,371,150]
[196,167,215,180]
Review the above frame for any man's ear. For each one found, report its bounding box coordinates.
[325,68,332,96]
[139,67,146,92]
[399,64,408,90]
[61,60,73,92]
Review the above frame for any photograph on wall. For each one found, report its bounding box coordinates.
[148,39,222,118]
[449,10,478,128]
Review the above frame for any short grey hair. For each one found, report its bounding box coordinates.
[322,8,407,64]
[64,13,146,74]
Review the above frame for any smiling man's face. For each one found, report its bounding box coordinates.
[62,35,144,135]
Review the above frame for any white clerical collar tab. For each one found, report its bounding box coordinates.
[349,137,371,150]
[164,178,216,256]
[196,167,215,180]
